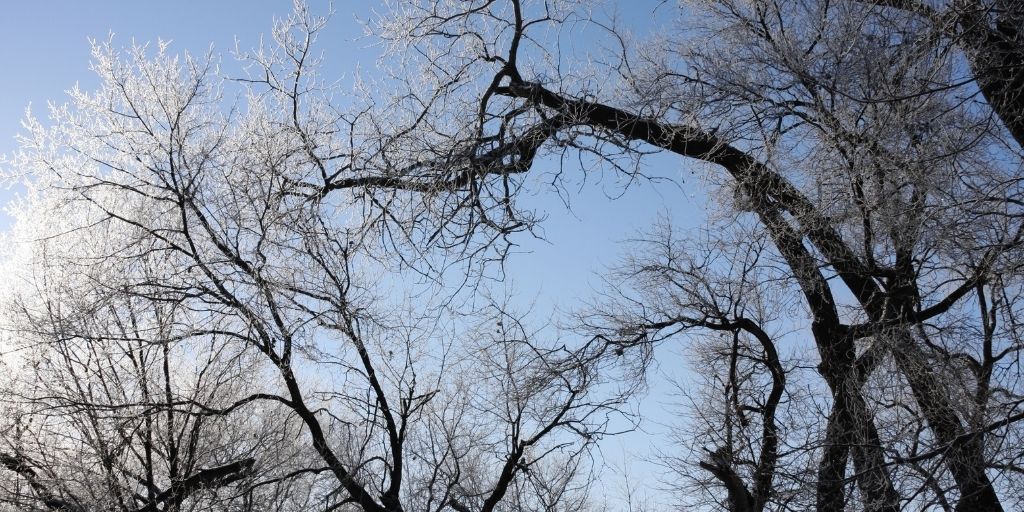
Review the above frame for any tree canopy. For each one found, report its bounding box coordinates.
[1,1,1023,511]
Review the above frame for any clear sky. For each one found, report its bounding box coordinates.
[0,1,705,507]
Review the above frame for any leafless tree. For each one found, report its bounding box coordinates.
[574,219,816,511]
[0,5,627,511]
[337,0,1024,510]
[3,0,1023,510]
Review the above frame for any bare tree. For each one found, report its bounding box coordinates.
[576,220,814,511]
[0,5,626,511]
[334,0,1024,510]
[3,0,1023,510]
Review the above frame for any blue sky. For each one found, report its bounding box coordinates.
[0,2,705,506]
[0,2,319,146]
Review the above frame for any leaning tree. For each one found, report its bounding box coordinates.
[337,0,1024,510]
